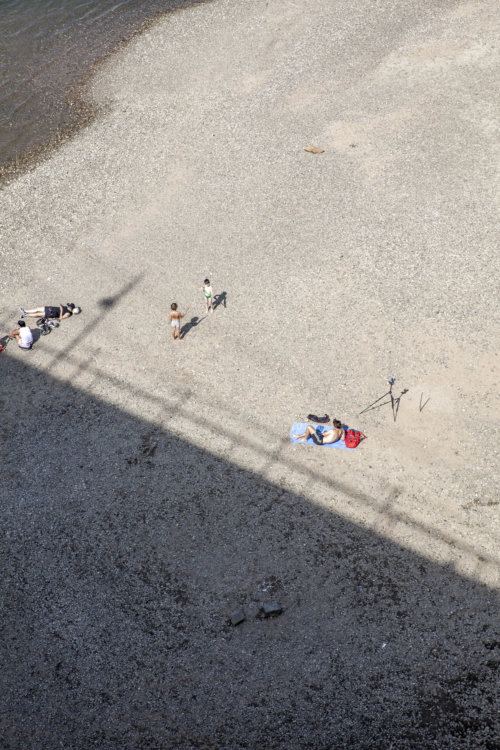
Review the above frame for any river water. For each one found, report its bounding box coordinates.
[0,0,203,177]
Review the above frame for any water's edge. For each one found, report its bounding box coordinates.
[0,0,210,187]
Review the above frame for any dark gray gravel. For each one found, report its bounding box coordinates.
[1,356,499,749]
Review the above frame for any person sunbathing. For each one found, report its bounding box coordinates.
[293,419,345,445]
[20,303,81,321]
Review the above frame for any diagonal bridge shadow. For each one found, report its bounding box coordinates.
[0,353,498,750]
[33,342,498,579]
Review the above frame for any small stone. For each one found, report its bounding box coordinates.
[229,610,245,626]
[261,602,283,617]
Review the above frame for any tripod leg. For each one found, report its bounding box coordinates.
[390,390,396,421]
[419,396,430,413]
[393,390,406,421]
[359,391,391,415]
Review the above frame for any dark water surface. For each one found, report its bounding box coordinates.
[0,0,203,179]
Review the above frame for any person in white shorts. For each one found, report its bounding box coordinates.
[169,303,185,342]
[8,320,34,350]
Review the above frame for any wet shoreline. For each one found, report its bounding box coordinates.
[0,0,209,187]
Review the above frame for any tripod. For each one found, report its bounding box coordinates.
[359,378,408,422]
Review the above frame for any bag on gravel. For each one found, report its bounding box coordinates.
[344,429,366,448]
[307,413,330,423]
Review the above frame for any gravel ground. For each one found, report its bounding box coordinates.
[1,0,499,747]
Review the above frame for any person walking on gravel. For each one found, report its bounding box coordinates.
[20,302,81,321]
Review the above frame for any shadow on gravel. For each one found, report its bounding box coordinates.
[98,275,143,311]
[0,355,498,750]
[181,314,205,339]
[213,291,227,310]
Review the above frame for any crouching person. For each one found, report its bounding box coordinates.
[8,320,34,350]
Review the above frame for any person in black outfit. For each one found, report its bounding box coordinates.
[20,303,81,321]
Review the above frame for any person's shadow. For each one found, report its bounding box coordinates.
[180,293,227,338]
[180,316,203,339]
[213,291,227,311]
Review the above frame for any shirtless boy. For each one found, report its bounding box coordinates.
[169,303,185,342]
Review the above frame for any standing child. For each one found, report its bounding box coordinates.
[201,278,214,313]
[169,303,185,342]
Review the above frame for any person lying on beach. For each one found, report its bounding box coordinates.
[20,303,81,321]
[293,419,345,445]
[201,279,214,313]
[169,303,185,342]
[7,320,34,350]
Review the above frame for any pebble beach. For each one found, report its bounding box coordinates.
[1,0,499,747]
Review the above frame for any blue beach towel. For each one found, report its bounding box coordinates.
[290,422,350,449]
